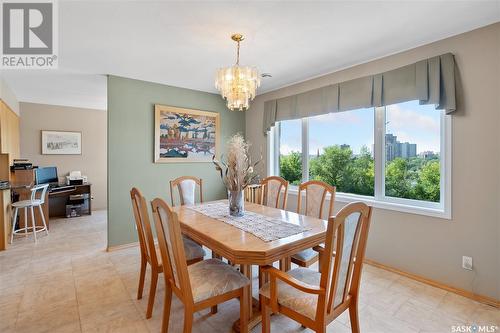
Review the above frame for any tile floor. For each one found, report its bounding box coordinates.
[1,211,499,333]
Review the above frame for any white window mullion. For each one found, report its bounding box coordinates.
[442,112,452,218]
[301,118,309,182]
[273,123,280,176]
[374,107,385,200]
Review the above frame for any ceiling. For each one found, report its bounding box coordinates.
[2,0,500,110]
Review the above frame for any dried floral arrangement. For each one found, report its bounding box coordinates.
[212,134,261,192]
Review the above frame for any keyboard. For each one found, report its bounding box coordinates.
[49,185,75,193]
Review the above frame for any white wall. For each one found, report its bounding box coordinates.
[0,77,20,115]
[246,23,500,300]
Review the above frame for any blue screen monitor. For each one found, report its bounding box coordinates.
[35,167,58,185]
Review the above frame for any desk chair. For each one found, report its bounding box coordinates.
[10,184,49,243]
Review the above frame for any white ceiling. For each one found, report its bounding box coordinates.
[2,0,500,111]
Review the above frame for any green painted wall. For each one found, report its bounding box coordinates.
[107,75,245,247]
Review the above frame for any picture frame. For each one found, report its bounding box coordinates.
[41,130,82,155]
[154,104,220,163]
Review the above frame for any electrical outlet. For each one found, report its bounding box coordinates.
[462,256,473,270]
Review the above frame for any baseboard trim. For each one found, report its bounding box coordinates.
[106,241,139,252]
[364,259,500,308]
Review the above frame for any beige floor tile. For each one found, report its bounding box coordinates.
[19,278,77,313]
[387,275,447,308]
[394,298,464,332]
[79,299,148,333]
[15,299,81,333]
[76,275,130,306]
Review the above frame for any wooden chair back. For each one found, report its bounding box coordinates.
[319,202,372,318]
[260,176,288,210]
[151,197,193,302]
[169,176,203,206]
[130,188,160,268]
[297,180,336,219]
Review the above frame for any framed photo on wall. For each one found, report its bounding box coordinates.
[154,104,220,163]
[41,130,82,155]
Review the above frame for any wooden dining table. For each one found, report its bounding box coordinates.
[173,200,328,332]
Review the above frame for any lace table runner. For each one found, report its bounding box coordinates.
[188,201,311,242]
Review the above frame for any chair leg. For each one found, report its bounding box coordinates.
[10,207,18,244]
[137,257,147,300]
[260,296,270,333]
[318,251,323,273]
[239,287,249,333]
[38,205,48,235]
[24,207,28,237]
[146,269,158,319]
[30,206,36,243]
[210,305,217,314]
[183,308,193,333]
[349,300,360,333]
[161,285,172,333]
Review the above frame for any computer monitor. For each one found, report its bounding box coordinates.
[35,167,58,185]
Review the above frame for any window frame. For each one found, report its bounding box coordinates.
[268,105,452,219]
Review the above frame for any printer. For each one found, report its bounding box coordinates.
[65,171,88,185]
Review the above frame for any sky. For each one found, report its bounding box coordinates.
[280,100,441,155]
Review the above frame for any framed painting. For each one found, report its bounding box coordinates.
[154,105,220,163]
[41,130,82,155]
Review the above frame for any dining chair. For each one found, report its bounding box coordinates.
[259,176,291,273]
[151,198,250,333]
[260,176,288,210]
[130,187,205,319]
[290,180,336,269]
[168,175,220,313]
[260,202,373,333]
[170,176,202,206]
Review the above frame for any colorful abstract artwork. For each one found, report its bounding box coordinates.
[154,105,219,163]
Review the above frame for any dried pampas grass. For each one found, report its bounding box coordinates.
[213,133,261,192]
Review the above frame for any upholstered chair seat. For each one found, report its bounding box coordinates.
[153,236,206,266]
[290,248,319,264]
[260,267,320,319]
[182,236,206,261]
[188,258,250,303]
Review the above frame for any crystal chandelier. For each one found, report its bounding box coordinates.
[215,34,260,111]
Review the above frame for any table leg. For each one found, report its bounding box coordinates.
[279,256,291,271]
[240,264,253,319]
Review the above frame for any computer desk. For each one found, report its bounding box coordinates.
[48,183,92,217]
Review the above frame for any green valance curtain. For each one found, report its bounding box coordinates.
[263,53,456,134]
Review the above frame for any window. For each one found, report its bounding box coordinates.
[384,102,441,203]
[278,118,302,185]
[308,108,374,196]
[271,100,450,217]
